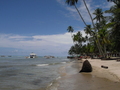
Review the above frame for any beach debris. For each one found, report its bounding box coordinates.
[116,59,120,62]
[79,60,92,73]
[101,65,108,69]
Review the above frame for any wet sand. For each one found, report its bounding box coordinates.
[57,59,120,90]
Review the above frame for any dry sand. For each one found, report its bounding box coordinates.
[82,58,120,82]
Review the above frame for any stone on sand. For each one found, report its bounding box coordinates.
[79,60,92,72]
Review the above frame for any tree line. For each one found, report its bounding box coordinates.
[66,0,120,58]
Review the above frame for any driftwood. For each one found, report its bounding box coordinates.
[101,65,108,69]
[116,59,120,62]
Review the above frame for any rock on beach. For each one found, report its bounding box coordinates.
[79,60,92,72]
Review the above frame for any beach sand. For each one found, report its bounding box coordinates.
[57,59,120,90]
[87,58,120,82]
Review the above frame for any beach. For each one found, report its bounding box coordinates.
[57,58,120,90]
[88,58,120,82]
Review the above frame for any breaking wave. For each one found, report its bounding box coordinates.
[36,64,49,66]
[36,62,67,67]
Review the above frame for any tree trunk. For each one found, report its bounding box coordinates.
[104,44,107,58]
[74,5,88,26]
[82,0,105,58]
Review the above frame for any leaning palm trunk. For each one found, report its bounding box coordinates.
[93,36,103,57]
[74,5,88,26]
[74,4,103,56]
[104,44,107,57]
[82,0,105,58]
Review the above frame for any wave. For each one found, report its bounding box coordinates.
[35,61,68,67]
[46,76,61,90]
[61,62,66,64]
[56,76,61,80]
[36,64,49,66]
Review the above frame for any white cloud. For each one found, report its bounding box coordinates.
[57,0,115,23]
[102,1,115,9]
[9,35,30,39]
[0,31,86,56]
[9,35,31,41]
[56,0,65,5]
[57,0,93,22]
[33,33,72,44]
[0,33,73,56]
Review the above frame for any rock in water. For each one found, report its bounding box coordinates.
[79,60,92,72]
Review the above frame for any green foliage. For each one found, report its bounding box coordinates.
[67,0,120,56]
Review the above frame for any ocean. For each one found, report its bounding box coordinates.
[0,56,70,90]
[1,56,120,90]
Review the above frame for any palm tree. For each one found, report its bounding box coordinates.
[84,24,103,56]
[67,26,74,37]
[68,46,76,55]
[84,25,94,36]
[82,0,107,57]
[73,31,85,44]
[66,0,87,26]
[92,8,108,57]
[105,0,120,52]
[66,0,105,57]
[98,29,110,55]
[93,8,104,23]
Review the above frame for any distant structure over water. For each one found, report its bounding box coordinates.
[0,55,5,57]
[44,56,55,59]
[29,52,37,58]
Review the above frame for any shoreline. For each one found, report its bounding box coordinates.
[57,59,120,90]
[81,58,120,82]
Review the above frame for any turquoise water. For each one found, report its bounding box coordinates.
[0,56,70,90]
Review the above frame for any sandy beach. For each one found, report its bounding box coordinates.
[86,58,120,82]
[57,58,120,90]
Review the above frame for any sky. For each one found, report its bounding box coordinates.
[0,0,114,56]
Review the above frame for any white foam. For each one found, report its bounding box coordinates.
[36,64,49,66]
[47,82,58,90]
[48,83,53,87]
[61,62,66,64]
[56,76,61,80]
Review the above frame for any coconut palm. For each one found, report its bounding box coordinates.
[66,0,105,57]
[67,26,74,38]
[105,0,120,52]
[83,0,107,57]
[84,25,95,36]
[93,8,104,23]
[68,46,76,55]
[73,31,85,44]
[98,29,110,55]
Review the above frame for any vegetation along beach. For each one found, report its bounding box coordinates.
[0,0,120,90]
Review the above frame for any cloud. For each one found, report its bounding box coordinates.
[57,0,94,22]
[56,0,65,5]
[0,30,86,56]
[0,33,73,56]
[57,0,115,23]
[103,2,115,9]
[9,35,32,41]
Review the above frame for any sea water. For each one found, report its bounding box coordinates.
[0,56,70,90]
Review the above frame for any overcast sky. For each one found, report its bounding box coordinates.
[0,0,114,56]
